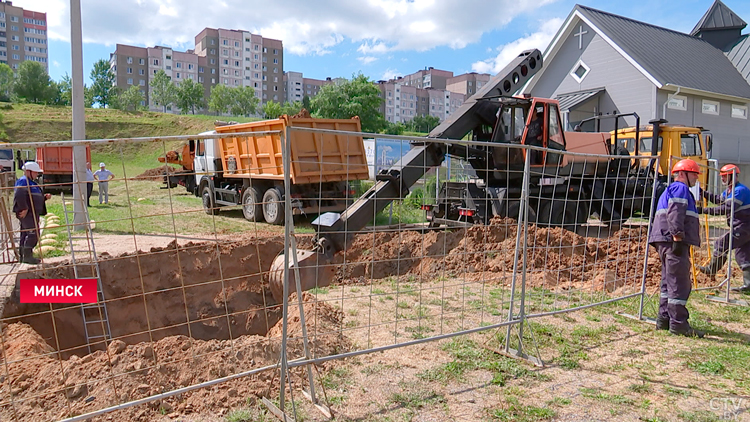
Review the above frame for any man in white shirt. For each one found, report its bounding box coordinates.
[94,162,114,204]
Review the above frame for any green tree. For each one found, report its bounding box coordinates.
[13,61,56,104]
[84,85,95,108]
[58,73,72,106]
[0,63,14,102]
[229,86,259,116]
[150,70,177,112]
[408,115,440,133]
[208,84,233,115]
[281,101,303,116]
[310,73,385,133]
[262,100,283,119]
[176,78,205,114]
[383,121,405,135]
[302,95,311,112]
[89,58,116,107]
[115,85,145,112]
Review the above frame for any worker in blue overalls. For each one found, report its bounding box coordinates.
[649,159,704,337]
[698,164,750,293]
[13,161,51,264]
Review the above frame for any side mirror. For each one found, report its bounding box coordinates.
[706,135,713,153]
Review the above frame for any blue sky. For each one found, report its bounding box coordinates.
[20,0,750,87]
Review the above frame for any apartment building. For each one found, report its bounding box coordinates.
[0,1,48,71]
[378,80,465,124]
[283,72,346,103]
[399,67,454,90]
[446,72,490,96]
[112,27,283,112]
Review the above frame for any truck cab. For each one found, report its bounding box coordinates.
[610,125,711,186]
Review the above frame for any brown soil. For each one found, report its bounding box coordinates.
[335,218,679,292]
[134,166,177,180]
[0,292,348,422]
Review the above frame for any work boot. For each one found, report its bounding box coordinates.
[655,317,670,330]
[20,247,40,265]
[730,268,750,293]
[669,324,705,338]
[698,254,728,276]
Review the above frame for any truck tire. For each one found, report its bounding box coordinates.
[262,188,284,225]
[506,201,537,224]
[202,185,218,215]
[242,187,262,222]
[539,200,578,231]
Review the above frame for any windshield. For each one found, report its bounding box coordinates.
[497,105,528,142]
[0,149,12,160]
[680,134,702,156]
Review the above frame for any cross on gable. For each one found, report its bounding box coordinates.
[574,25,588,49]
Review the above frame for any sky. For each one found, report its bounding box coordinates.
[19,0,750,86]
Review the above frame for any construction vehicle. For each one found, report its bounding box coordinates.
[268,48,708,300]
[169,116,370,225]
[36,145,92,193]
[0,142,14,173]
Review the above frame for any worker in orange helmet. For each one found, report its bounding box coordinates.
[648,159,703,337]
[697,163,750,293]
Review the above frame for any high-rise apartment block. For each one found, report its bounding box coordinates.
[111,28,283,112]
[283,72,345,103]
[0,0,48,71]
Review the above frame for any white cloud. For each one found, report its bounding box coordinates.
[472,18,563,74]
[16,0,556,55]
[53,60,60,67]
[358,56,378,65]
[381,68,401,80]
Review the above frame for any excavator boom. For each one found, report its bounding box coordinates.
[268,49,544,301]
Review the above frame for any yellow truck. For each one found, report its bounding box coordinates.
[191,115,370,224]
[611,123,712,186]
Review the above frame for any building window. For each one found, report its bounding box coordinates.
[11,45,18,50]
[10,16,17,22]
[223,69,228,75]
[139,58,145,65]
[234,41,239,47]
[570,60,590,83]
[210,49,215,55]
[254,45,259,51]
[235,51,239,57]
[211,68,216,74]
[199,66,204,73]
[153,59,159,65]
[176,62,181,68]
[11,35,18,41]
[212,78,216,83]
[127,57,133,64]
[127,67,132,74]
[176,72,181,79]
[127,78,133,84]
[732,104,748,119]
[211,39,215,45]
[165,55,171,60]
[273,76,278,82]
[702,99,720,115]
[667,95,687,111]
[273,58,278,64]
[198,76,204,83]
[139,79,145,86]
[222,49,228,56]
[223,40,228,45]
[210,59,215,64]
[166,65,171,70]
[235,61,240,66]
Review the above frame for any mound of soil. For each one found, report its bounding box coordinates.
[0,293,348,422]
[134,166,176,180]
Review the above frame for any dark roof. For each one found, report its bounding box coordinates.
[555,88,604,111]
[576,4,750,100]
[691,0,747,35]
[725,34,750,81]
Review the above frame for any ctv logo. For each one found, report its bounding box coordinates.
[20,279,98,303]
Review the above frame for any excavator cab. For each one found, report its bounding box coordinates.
[492,98,566,168]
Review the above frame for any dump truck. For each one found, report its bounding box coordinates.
[268,48,695,300]
[36,145,92,192]
[167,116,370,225]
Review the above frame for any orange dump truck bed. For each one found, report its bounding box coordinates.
[214,116,369,184]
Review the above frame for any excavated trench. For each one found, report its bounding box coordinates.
[1,237,290,358]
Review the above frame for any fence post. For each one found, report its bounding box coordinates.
[636,156,662,320]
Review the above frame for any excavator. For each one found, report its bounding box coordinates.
[268,48,658,301]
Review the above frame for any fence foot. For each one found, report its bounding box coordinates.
[616,312,656,325]
[261,397,295,422]
[301,389,333,419]
[489,346,544,367]
[706,295,749,307]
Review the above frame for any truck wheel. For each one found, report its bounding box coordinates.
[202,185,218,215]
[262,188,285,225]
[539,201,578,231]
[506,202,537,224]
[242,187,262,222]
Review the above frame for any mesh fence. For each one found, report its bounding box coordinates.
[0,125,666,421]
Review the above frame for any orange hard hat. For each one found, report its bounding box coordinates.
[720,164,740,176]
[671,159,700,174]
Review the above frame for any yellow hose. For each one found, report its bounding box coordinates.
[690,246,698,288]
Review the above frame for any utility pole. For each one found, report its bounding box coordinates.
[70,0,87,229]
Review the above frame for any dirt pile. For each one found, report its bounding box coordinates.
[0,295,347,422]
[335,219,668,291]
[2,237,287,357]
[134,165,176,180]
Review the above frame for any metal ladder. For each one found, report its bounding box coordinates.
[61,193,111,352]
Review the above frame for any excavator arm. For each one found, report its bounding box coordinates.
[268,49,544,301]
